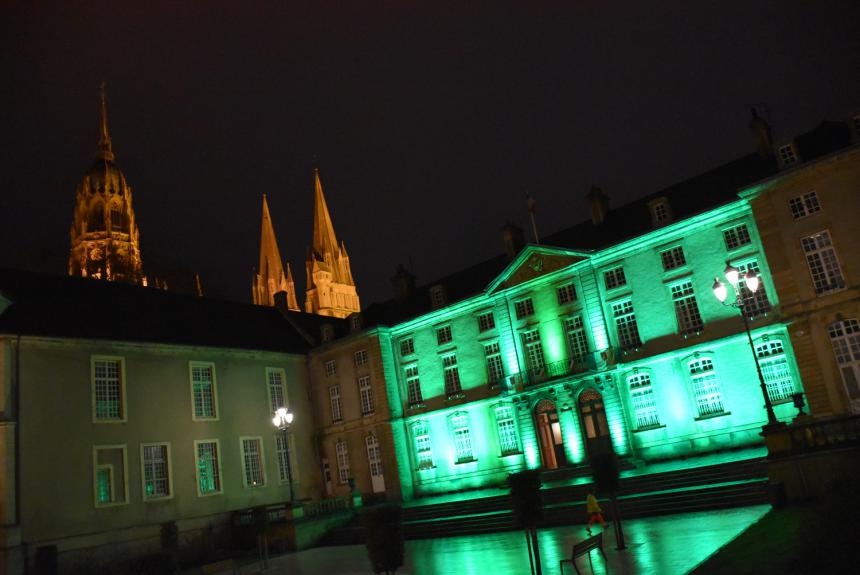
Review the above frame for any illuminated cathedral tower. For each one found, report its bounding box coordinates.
[252,194,299,309]
[68,84,143,284]
[304,169,360,318]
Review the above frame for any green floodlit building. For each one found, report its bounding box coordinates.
[360,152,802,500]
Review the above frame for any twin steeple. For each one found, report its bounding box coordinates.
[253,169,360,318]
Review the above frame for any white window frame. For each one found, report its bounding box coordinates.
[443,353,462,397]
[778,143,798,166]
[275,433,299,484]
[522,329,546,372]
[789,191,820,219]
[240,436,266,488]
[494,404,519,456]
[366,433,384,478]
[627,372,660,429]
[93,444,128,508]
[358,375,374,416]
[557,283,577,306]
[688,357,725,418]
[564,315,589,363]
[651,200,670,225]
[450,412,475,463]
[801,230,846,296]
[91,355,127,423]
[405,364,423,406]
[722,223,752,251]
[660,246,686,271]
[400,337,415,357]
[612,299,642,351]
[412,421,434,470]
[336,439,351,483]
[354,349,369,367]
[140,442,173,501]
[828,319,860,404]
[329,385,343,422]
[266,367,288,414]
[670,280,704,335]
[436,325,453,346]
[189,361,218,421]
[478,311,496,332]
[429,285,446,309]
[514,297,535,320]
[484,341,505,386]
[755,339,795,403]
[194,439,223,497]
[325,359,337,377]
[604,266,627,290]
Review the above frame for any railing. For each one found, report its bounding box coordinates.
[767,414,860,458]
[508,350,615,389]
[232,496,352,526]
[301,496,351,518]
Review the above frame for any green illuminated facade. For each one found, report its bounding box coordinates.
[377,197,801,499]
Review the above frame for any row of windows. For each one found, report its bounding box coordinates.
[324,349,370,378]
[410,405,520,469]
[625,340,796,429]
[92,359,288,424]
[93,436,296,507]
[333,433,384,484]
[329,376,376,422]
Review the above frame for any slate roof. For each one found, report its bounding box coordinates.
[0,268,315,353]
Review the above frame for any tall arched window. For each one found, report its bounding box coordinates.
[411,420,434,470]
[493,404,519,455]
[335,439,350,484]
[449,412,474,463]
[755,339,795,402]
[688,357,725,417]
[828,319,860,404]
[365,434,383,478]
[627,372,660,429]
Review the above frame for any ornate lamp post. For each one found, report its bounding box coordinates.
[272,407,295,502]
[712,263,779,427]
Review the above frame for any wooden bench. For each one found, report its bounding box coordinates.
[559,531,605,575]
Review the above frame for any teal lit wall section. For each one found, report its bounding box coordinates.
[559,408,584,464]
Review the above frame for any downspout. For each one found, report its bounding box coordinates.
[13,334,24,570]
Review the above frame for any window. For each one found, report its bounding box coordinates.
[354,349,368,367]
[194,440,222,496]
[828,319,860,401]
[93,445,127,506]
[275,434,297,484]
[400,337,415,356]
[450,412,474,463]
[412,421,434,470]
[564,315,589,363]
[190,363,217,420]
[321,324,334,342]
[660,246,686,271]
[350,314,362,330]
[92,357,125,421]
[267,368,287,413]
[366,434,384,478]
[110,206,123,229]
[484,342,505,386]
[723,224,752,250]
[612,300,642,351]
[495,405,519,455]
[671,281,703,335]
[240,437,265,487]
[515,298,535,320]
[801,231,845,295]
[405,365,423,406]
[736,260,771,318]
[436,325,453,345]
[325,360,337,377]
[778,144,798,166]
[557,283,577,306]
[522,329,546,373]
[478,311,496,332]
[329,385,343,422]
[755,340,795,402]
[689,358,724,417]
[429,285,446,309]
[443,354,462,397]
[628,373,660,429]
[652,201,670,224]
[141,443,172,499]
[789,191,821,219]
[358,376,374,416]
[604,266,627,290]
[336,439,350,483]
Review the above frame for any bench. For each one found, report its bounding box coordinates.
[559,531,605,575]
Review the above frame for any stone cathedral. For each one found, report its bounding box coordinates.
[253,169,361,318]
[68,84,144,284]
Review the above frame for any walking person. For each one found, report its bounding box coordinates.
[585,490,607,535]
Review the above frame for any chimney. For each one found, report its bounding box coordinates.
[500,221,525,259]
[391,264,415,303]
[586,185,610,225]
[750,108,774,159]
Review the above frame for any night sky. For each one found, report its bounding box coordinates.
[2,2,859,306]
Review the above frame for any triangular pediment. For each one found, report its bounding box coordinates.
[486,245,590,295]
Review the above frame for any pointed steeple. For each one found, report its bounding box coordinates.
[96,81,115,161]
[253,194,298,309]
[312,169,340,260]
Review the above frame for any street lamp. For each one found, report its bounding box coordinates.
[712,263,779,428]
[272,407,295,503]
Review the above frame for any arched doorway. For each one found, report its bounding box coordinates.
[579,389,613,458]
[535,399,567,469]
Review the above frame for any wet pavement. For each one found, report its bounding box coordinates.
[226,504,770,575]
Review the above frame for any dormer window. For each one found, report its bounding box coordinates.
[349,313,363,331]
[777,143,798,167]
[429,285,447,309]
[649,198,671,226]
[321,324,334,342]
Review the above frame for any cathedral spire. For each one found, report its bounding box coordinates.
[253,194,298,309]
[96,81,115,162]
[312,168,340,260]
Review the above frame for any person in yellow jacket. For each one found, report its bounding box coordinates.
[585,490,607,534]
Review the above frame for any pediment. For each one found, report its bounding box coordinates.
[486,245,590,294]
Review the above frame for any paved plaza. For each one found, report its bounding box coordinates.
[223,505,769,575]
